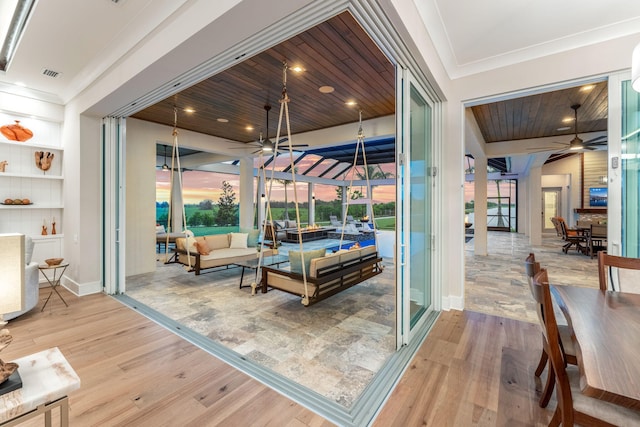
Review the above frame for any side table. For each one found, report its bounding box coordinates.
[0,347,81,426]
[38,262,69,311]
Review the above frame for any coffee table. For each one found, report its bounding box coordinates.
[235,254,289,289]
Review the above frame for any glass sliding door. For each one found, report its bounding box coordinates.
[621,80,640,256]
[397,68,435,345]
[102,116,126,294]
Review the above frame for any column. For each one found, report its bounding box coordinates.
[239,158,254,229]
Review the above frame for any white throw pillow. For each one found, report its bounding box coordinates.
[156,225,166,234]
[229,232,248,249]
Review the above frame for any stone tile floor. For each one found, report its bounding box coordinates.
[127,230,598,408]
[465,231,599,324]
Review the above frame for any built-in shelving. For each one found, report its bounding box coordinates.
[0,112,64,263]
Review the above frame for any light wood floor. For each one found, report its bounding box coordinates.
[3,288,555,426]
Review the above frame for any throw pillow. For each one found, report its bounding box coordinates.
[155,225,165,234]
[229,232,249,249]
[289,248,326,275]
[240,228,260,247]
[195,240,210,255]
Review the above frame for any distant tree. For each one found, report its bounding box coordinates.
[199,199,213,210]
[215,181,237,225]
[189,211,203,226]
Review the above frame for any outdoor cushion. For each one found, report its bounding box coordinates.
[240,228,260,247]
[206,234,229,251]
[229,232,249,249]
[289,248,326,275]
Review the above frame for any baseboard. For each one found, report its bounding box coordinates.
[61,277,102,296]
[442,294,464,311]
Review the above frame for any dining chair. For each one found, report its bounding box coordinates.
[557,217,587,254]
[524,253,577,408]
[534,269,640,426]
[597,251,640,293]
[588,224,607,259]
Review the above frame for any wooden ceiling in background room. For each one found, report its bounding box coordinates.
[471,81,608,144]
[132,11,395,144]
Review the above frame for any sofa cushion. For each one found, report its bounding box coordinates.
[229,232,248,249]
[240,228,260,247]
[309,251,340,278]
[195,240,210,255]
[289,248,326,275]
[206,234,229,251]
[200,248,256,262]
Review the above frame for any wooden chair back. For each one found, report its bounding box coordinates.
[533,269,575,426]
[550,217,563,237]
[524,253,544,324]
[597,251,640,293]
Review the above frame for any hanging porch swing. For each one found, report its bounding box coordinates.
[253,62,383,306]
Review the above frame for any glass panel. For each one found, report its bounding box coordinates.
[621,81,640,256]
[409,83,432,328]
[543,189,559,231]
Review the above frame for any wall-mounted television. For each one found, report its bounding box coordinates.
[589,187,607,207]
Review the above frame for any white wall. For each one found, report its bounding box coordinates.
[543,156,581,225]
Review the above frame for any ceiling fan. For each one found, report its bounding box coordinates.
[234,104,308,154]
[529,104,607,153]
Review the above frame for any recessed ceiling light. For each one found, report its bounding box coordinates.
[291,65,305,73]
[562,117,574,123]
[245,125,254,131]
[217,118,229,123]
[580,84,595,92]
[345,100,357,107]
[183,107,195,113]
[557,126,571,131]
[319,86,334,93]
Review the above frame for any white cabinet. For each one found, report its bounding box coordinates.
[0,113,63,264]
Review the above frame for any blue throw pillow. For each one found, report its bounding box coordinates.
[240,228,260,247]
[289,248,326,275]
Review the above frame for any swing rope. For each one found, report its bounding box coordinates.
[165,107,193,269]
[337,109,379,253]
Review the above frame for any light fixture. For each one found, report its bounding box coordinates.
[568,104,583,150]
[262,139,274,152]
[0,0,36,72]
[161,145,169,170]
[0,233,25,316]
[633,42,640,92]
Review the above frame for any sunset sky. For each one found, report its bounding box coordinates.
[157,169,397,205]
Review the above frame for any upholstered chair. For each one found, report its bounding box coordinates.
[2,235,39,321]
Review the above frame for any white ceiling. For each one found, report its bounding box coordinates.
[1,0,640,103]
[416,0,640,78]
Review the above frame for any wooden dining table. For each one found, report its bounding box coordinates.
[551,285,640,410]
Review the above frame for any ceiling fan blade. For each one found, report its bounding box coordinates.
[582,135,607,145]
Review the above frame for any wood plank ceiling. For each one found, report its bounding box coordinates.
[471,81,608,144]
[132,11,396,146]
[133,10,608,169]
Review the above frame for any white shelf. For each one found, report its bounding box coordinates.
[0,172,63,180]
[0,204,63,209]
[31,234,64,241]
[0,139,63,151]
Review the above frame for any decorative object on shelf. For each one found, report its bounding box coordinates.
[42,219,48,235]
[1,198,31,205]
[34,151,54,172]
[0,160,7,172]
[0,329,19,387]
[45,258,63,266]
[52,216,57,235]
[0,120,33,142]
